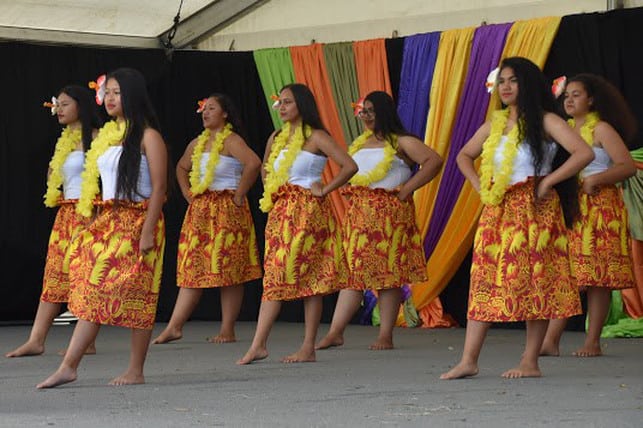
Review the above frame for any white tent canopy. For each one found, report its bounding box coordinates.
[0,0,266,48]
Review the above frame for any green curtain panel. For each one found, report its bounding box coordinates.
[253,48,296,128]
[323,42,362,144]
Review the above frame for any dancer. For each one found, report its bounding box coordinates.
[237,83,357,364]
[316,91,442,351]
[37,68,168,388]
[541,74,637,357]
[440,57,594,380]
[6,85,101,358]
[153,94,262,345]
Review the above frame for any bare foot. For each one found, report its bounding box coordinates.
[207,334,236,344]
[236,347,269,365]
[315,334,344,350]
[36,366,77,389]
[572,344,602,357]
[57,344,97,356]
[501,363,542,379]
[108,371,145,386]
[281,348,316,363]
[539,343,560,357]
[368,338,394,350]
[440,362,479,380]
[152,329,182,344]
[6,342,45,358]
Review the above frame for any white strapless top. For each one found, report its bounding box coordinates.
[581,146,611,179]
[62,151,84,200]
[98,146,152,201]
[352,148,411,189]
[197,154,243,190]
[273,149,327,189]
[493,136,557,185]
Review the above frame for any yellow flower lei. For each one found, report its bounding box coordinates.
[479,109,521,206]
[348,130,397,186]
[44,126,82,207]
[77,121,127,217]
[568,111,600,146]
[259,121,311,212]
[189,123,234,195]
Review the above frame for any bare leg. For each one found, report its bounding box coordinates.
[36,320,101,388]
[6,301,61,357]
[152,288,203,344]
[208,284,243,343]
[502,319,547,378]
[540,318,567,356]
[316,289,362,349]
[237,300,282,364]
[109,328,153,385]
[369,288,401,350]
[282,295,322,363]
[440,320,491,380]
[573,287,610,357]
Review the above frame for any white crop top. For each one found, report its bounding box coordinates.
[273,149,327,189]
[352,148,412,189]
[197,154,243,191]
[97,146,152,201]
[581,147,611,179]
[493,136,557,185]
[62,151,85,200]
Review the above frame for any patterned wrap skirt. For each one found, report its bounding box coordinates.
[468,179,581,322]
[570,183,635,289]
[68,202,165,329]
[41,201,86,303]
[177,190,262,288]
[341,186,427,290]
[262,183,348,301]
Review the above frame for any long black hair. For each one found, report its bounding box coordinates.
[364,91,418,149]
[106,68,162,201]
[500,57,579,227]
[209,93,248,142]
[567,73,638,148]
[280,83,327,133]
[58,85,102,151]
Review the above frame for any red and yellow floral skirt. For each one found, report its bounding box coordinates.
[341,186,426,290]
[262,183,348,301]
[41,201,86,303]
[468,179,581,322]
[570,183,634,289]
[68,201,165,329]
[177,190,262,288]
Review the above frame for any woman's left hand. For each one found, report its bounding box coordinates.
[311,181,325,197]
[232,193,244,207]
[139,231,155,255]
[536,177,553,199]
[397,186,411,201]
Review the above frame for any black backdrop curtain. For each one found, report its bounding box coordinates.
[0,42,274,322]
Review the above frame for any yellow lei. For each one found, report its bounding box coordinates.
[77,121,127,217]
[189,123,233,195]
[479,109,521,206]
[348,130,397,186]
[44,126,82,207]
[568,111,600,146]
[259,121,311,212]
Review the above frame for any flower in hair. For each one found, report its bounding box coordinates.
[551,76,567,99]
[43,96,58,115]
[196,98,208,113]
[270,94,280,109]
[351,97,365,116]
[485,68,499,93]
[88,74,106,105]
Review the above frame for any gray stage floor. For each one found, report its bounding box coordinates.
[1,321,642,427]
